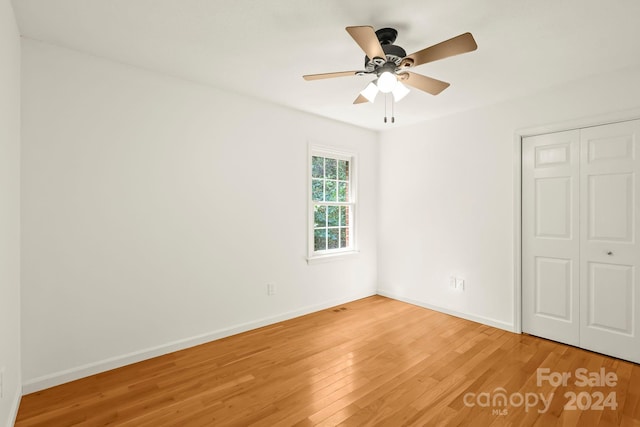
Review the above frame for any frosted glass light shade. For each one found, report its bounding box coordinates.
[377,71,397,93]
[360,82,379,103]
[392,82,410,102]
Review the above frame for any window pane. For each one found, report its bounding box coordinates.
[340,227,349,248]
[326,158,337,179]
[312,156,324,178]
[340,206,349,226]
[328,228,339,249]
[325,180,337,201]
[310,151,355,256]
[338,160,349,180]
[314,229,326,251]
[314,205,326,228]
[338,182,348,202]
[327,206,339,227]
[312,179,324,201]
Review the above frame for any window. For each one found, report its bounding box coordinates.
[308,146,356,260]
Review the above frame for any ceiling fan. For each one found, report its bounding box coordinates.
[303,26,477,108]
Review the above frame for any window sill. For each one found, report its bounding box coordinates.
[306,251,360,265]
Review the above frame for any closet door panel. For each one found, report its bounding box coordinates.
[522,131,580,345]
[579,120,640,363]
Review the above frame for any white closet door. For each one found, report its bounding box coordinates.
[579,120,640,363]
[522,130,580,346]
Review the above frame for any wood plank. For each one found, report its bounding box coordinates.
[15,296,640,426]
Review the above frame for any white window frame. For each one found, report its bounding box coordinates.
[307,144,358,263]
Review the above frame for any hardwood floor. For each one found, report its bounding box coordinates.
[16,296,640,426]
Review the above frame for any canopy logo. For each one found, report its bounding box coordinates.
[462,367,618,415]
[463,388,553,414]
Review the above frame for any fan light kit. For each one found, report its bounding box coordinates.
[303,26,478,123]
[377,71,397,93]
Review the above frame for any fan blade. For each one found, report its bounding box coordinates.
[353,94,369,104]
[303,71,360,81]
[402,32,477,68]
[346,26,386,60]
[400,72,450,95]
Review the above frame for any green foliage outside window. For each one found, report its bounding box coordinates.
[312,155,351,252]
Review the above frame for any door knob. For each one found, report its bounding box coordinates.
[606,251,613,255]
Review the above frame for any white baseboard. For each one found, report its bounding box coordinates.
[377,290,516,333]
[22,290,376,395]
[7,384,21,427]
[21,289,513,395]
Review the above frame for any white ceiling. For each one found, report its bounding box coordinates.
[11,0,640,131]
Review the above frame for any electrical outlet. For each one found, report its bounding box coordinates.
[449,276,457,289]
[267,283,276,296]
[455,278,465,291]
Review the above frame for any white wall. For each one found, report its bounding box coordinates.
[0,0,21,425]
[19,22,640,399]
[378,65,640,331]
[21,39,378,391]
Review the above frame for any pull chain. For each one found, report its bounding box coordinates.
[382,94,396,124]
[384,93,388,123]
[391,97,395,123]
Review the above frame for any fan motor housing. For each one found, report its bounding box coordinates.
[364,27,407,71]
